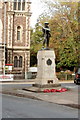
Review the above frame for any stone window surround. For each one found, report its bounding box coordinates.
[14,55,23,68]
[16,25,23,42]
[17,26,21,40]
[14,56,18,67]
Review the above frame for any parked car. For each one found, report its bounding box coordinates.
[74,66,80,84]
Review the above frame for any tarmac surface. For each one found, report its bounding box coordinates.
[2,94,78,118]
[1,79,79,109]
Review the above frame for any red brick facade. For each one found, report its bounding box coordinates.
[0,1,31,79]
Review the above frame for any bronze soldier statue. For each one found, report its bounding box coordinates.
[42,22,51,49]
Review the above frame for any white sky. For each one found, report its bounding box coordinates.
[30,0,44,28]
[30,0,80,28]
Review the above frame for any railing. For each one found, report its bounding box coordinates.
[57,73,75,80]
[11,72,75,80]
[13,73,25,79]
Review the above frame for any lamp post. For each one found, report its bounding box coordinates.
[3,0,7,76]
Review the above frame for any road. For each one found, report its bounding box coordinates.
[1,82,79,91]
[1,82,79,119]
[2,94,78,118]
[2,83,32,91]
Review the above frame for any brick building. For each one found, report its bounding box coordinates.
[0,0,31,79]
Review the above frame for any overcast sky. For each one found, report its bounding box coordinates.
[30,0,80,28]
[30,0,44,28]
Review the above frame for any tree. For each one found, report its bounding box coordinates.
[30,1,80,70]
[40,1,80,70]
[30,22,43,66]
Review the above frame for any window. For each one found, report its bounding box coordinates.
[17,26,21,40]
[19,56,22,67]
[5,49,7,64]
[14,56,23,68]
[22,0,25,10]
[14,0,25,10]
[18,0,21,10]
[14,56,18,67]
[17,31,20,40]
[9,52,11,64]
[14,0,17,10]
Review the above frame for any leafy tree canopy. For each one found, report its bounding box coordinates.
[30,1,80,70]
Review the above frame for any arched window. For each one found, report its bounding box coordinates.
[17,26,21,40]
[14,56,18,67]
[19,56,22,67]
[18,0,21,10]
[14,0,17,10]
[14,0,26,11]
[22,0,25,10]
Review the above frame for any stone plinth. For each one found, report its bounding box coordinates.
[35,50,59,87]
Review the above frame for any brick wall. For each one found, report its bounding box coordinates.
[0,1,31,78]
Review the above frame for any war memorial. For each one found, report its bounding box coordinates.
[24,22,61,92]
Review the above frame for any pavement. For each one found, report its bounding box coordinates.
[1,79,79,109]
[0,79,35,84]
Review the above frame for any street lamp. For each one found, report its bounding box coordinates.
[3,0,7,76]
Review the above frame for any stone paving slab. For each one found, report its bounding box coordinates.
[18,88,79,108]
[22,86,62,92]
[20,89,78,104]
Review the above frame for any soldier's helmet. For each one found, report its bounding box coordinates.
[44,22,49,25]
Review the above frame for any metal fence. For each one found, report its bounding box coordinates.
[57,74,75,80]
[13,73,25,79]
[13,72,36,79]
[13,72,75,80]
